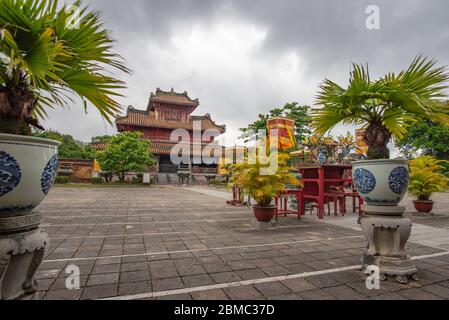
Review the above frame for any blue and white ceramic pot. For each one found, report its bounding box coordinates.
[0,133,60,214]
[352,159,409,206]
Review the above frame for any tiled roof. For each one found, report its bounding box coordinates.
[116,108,226,133]
[91,140,224,156]
[149,88,199,107]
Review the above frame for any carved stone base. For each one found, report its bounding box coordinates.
[360,206,417,284]
[362,252,418,284]
[0,228,49,300]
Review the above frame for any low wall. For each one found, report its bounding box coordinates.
[59,158,94,183]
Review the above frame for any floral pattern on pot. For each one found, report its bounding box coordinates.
[0,151,22,197]
[388,167,409,195]
[41,154,59,195]
[317,152,326,164]
[353,168,376,194]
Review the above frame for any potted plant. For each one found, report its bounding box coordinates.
[409,156,449,213]
[313,56,449,205]
[0,0,128,299]
[336,132,356,164]
[230,153,301,222]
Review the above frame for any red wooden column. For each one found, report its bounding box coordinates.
[317,166,325,219]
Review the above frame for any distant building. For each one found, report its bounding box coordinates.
[93,88,226,183]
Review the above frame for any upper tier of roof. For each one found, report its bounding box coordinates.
[147,88,199,110]
[116,107,226,133]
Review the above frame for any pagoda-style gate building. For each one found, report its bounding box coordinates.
[114,88,226,183]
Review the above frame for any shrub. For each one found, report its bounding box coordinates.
[91,177,103,184]
[230,153,301,207]
[409,156,449,201]
[131,173,143,184]
[209,179,226,186]
[55,176,69,184]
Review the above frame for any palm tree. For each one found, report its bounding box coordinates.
[312,56,449,159]
[0,0,130,135]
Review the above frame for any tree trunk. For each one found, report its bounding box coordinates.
[0,85,37,135]
[118,172,126,182]
[363,122,391,160]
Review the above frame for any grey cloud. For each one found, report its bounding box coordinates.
[43,0,449,143]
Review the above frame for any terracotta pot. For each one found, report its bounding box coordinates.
[352,159,409,206]
[253,206,276,222]
[413,200,434,213]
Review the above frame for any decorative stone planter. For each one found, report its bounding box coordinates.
[353,159,417,284]
[177,170,190,186]
[0,133,60,300]
[352,159,409,206]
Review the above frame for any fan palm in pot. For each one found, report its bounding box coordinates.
[313,56,449,205]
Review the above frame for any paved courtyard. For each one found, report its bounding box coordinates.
[35,186,449,300]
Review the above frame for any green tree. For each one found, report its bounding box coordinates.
[91,135,112,143]
[239,102,311,144]
[36,130,90,159]
[0,0,129,135]
[96,132,155,182]
[312,56,449,159]
[397,120,449,160]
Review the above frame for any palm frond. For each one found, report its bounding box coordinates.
[0,0,130,124]
[312,56,449,141]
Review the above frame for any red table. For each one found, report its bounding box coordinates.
[298,164,353,219]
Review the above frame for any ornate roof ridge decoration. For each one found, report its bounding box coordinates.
[116,107,226,133]
[149,87,200,108]
[191,114,226,131]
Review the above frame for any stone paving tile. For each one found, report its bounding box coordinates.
[305,275,343,288]
[236,269,268,280]
[50,276,88,291]
[398,288,444,300]
[38,187,449,300]
[81,284,118,300]
[420,284,449,299]
[299,289,336,300]
[254,282,291,296]
[210,271,242,283]
[323,285,367,300]
[260,265,291,276]
[120,270,150,283]
[224,285,264,300]
[87,273,119,286]
[44,289,83,300]
[280,278,317,293]
[157,293,192,300]
[152,277,184,291]
[373,293,407,300]
[182,274,215,287]
[150,267,179,279]
[118,281,152,296]
[92,264,121,274]
[191,289,229,300]
[177,265,208,276]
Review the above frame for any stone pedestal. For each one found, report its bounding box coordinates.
[359,205,417,284]
[0,211,49,300]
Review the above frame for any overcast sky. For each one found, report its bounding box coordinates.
[42,0,449,146]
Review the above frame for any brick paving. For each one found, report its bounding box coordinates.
[35,186,449,300]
